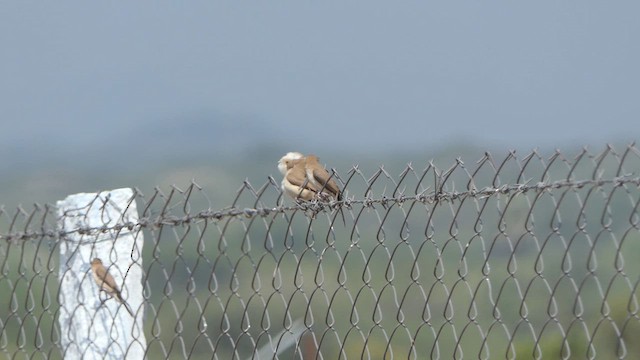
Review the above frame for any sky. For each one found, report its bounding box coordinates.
[1,1,639,170]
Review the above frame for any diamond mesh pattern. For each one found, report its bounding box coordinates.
[1,144,640,359]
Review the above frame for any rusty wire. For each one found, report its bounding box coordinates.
[1,144,640,359]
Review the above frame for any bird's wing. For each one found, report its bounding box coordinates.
[96,266,119,293]
[287,166,317,191]
[311,168,341,197]
[94,266,107,282]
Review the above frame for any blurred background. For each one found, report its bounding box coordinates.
[1,1,638,207]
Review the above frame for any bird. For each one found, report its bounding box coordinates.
[278,152,342,202]
[91,258,135,316]
[278,152,346,225]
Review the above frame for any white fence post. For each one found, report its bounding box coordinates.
[57,188,146,360]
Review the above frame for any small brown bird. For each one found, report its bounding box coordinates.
[91,258,134,316]
[278,152,342,202]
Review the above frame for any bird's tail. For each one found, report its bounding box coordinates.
[336,204,346,226]
[115,292,135,317]
[122,301,135,317]
[336,190,345,226]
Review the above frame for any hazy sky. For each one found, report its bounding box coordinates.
[1,1,639,168]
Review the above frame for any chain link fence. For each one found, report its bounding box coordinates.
[1,144,640,359]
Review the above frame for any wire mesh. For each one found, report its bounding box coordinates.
[1,144,640,359]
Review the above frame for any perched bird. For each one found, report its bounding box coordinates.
[278,152,346,224]
[278,152,342,202]
[91,258,135,316]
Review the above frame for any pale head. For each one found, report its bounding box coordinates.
[278,152,305,175]
[91,258,103,266]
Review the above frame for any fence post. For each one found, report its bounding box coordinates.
[57,188,146,359]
